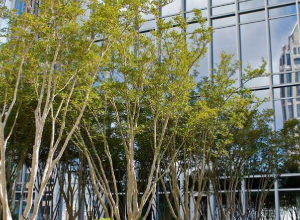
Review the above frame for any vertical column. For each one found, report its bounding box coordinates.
[207,0,213,75]
[274,180,280,220]
[58,195,63,220]
[181,0,186,19]
[235,0,242,88]
[179,172,185,218]
[190,194,195,220]
[152,192,156,220]
[207,1,215,217]
[240,179,246,216]
[155,185,159,220]
[207,181,216,220]
[80,197,85,220]
[264,0,276,130]
[296,0,300,46]
[264,0,279,218]
[19,165,26,220]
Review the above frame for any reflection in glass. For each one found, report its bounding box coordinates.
[272,16,300,130]
[187,35,209,82]
[244,77,270,88]
[274,86,300,99]
[248,192,275,219]
[194,51,209,83]
[241,21,269,87]
[240,11,265,23]
[241,21,268,69]
[162,0,181,16]
[274,99,284,130]
[140,19,155,31]
[212,16,235,27]
[278,176,300,188]
[186,10,208,22]
[186,0,207,11]
[212,0,234,6]
[269,5,297,19]
[187,23,201,34]
[213,26,236,66]
[279,191,300,220]
[239,0,264,11]
[212,4,235,16]
[270,15,297,72]
[253,90,271,112]
[274,96,300,130]
[268,0,295,6]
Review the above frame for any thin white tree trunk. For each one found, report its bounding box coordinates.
[0,123,13,220]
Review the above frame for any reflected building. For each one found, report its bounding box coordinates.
[280,23,300,122]
[12,0,39,15]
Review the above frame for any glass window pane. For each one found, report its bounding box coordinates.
[186,10,208,22]
[270,16,297,73]
[187,35,209,82]
[274,96,300,130]
[293,47,297,55]
[186,21,208,34]
[240,11,265,23]
[273,72,300,85]
[268,0,295,5]
[212,0,234,6]
[269,5,297,18]
[162,0,181,16]
[295,58,300,65]
[239,0,265,11]
[274,85,300,99]
[213,26,237,66]
[248,192,275,219]
[241,21,269,87]
[253,90,271,112]
[212,4,235,16]
[140,20,155,31]
[186,0,207,11]
[212,16,235,27]
[296,72,300,82]
[194,52,209,83]
[274,99,285,130]
[279,191,300,220]
[244,77,270,88]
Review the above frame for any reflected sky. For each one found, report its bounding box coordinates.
[212,0,234,6]
[162,0,181,16]
[241,21,268,71]
[239,0,264,11]
[268,0,295,5]
[213,26,236,65]
[212,3,235,16]
[186,0,207,11]
[253,90,272,111]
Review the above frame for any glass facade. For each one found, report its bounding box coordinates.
[141,0,300,132]
[10,1,300,220]
[141,0,300,131]
[140,1,300,219]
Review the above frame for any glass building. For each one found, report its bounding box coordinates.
[141,1,300,219]
[8,0,300,219]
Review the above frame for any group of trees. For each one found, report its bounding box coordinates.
[0,0,299,220]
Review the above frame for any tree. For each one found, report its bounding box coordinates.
[0,0,122,219]
[73,2,212,219]
[203,56,300,220]
[156,53,267,220]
